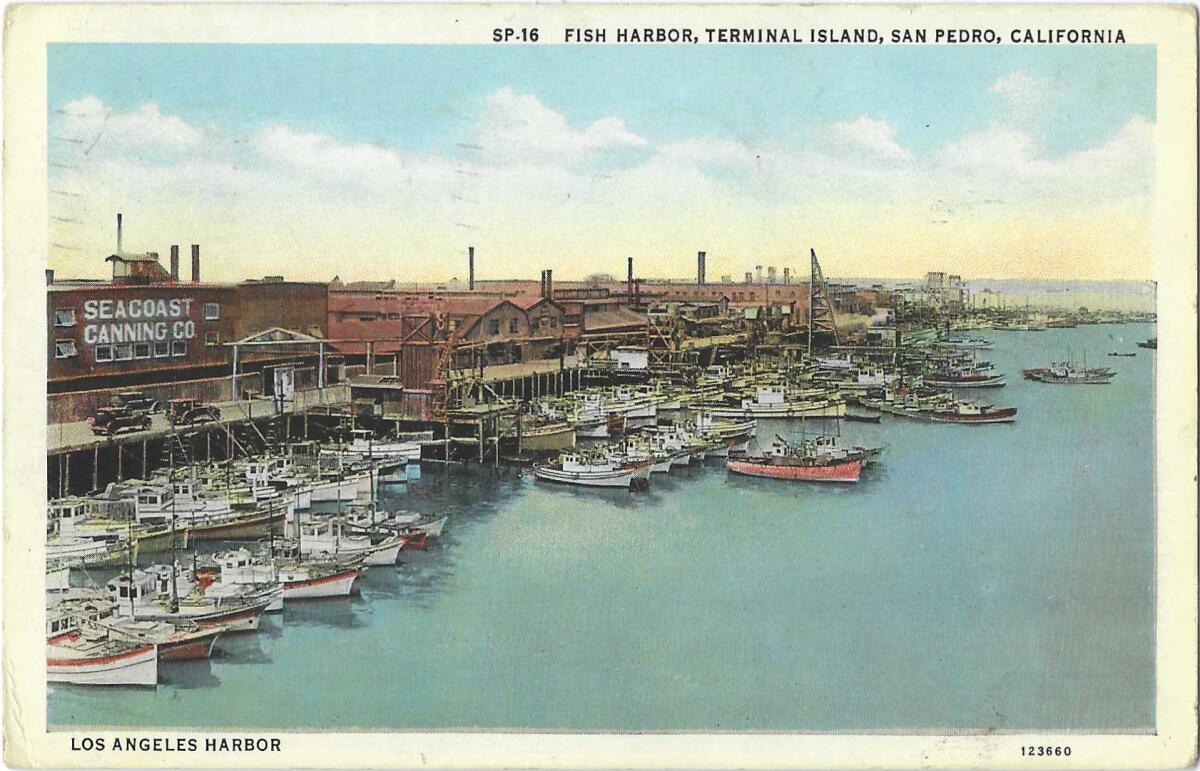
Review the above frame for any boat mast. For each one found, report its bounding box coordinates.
[169,430,179,613]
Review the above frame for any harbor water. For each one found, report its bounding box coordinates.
[49,324,1155,732]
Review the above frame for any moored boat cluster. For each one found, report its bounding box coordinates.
[47,439,446,687]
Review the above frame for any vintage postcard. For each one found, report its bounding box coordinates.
[3,2,1197,768]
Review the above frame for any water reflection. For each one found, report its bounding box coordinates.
[213,629,274,665]
[281,594,368,630]
[159,659,220,689]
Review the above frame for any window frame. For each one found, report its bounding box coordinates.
[53,308,77,327]
[133,342,152,359]
[172,340,188,357]
[54,339,78,359]
[203,302,220,321]
[95,344,114,362]
[153,341,171,358]
[113,343,134,361]
[205,331,220,347]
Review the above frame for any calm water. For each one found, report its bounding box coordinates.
[49,324,1156,732]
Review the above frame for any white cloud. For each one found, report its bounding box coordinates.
[47,88,1155,282]
[988,70,1051,112]
[939,117,1153,198]
[473,87,647,166]
[59,96,206,158]
[829,116,913,162]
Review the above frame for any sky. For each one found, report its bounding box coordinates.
[47,44,1157,283]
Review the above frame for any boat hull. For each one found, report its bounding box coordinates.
[188,511,283,541]
[48,645,158,686]
[362,540,403,567]
[929,407,1018,424]
[282,569,362,600]
[726,458,862,482]
[533,465,640,488]
[159,633,220,661]
[519,424,577,452]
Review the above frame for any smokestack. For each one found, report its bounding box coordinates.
[783,267,790,285]
[627,256,634,296]
[697,251,706,285]
[756,265,763,283]
[545,269,553,300]
[116,213,123,253]
[768,266,777,284]
[744,271,753,284]
[540,270,547,298]
[46,269,55,285]
[169,245,180,281]
[190,244,200,283]
[468,246,475,291]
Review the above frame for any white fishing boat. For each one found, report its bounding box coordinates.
[106,567,270,633]
[705,386,847,420]
[200,550,285,612]
[338,429,422,461]
[47,609,158,687]
[274,552,364,600]
[297,520,404,567]
[533,453,650,488]
[306,476,364,504]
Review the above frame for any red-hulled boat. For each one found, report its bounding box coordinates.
[725,436,864,483]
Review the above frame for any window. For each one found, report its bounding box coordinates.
[114,343,133,361]
[54,340,77,358]
[95,345,114,362]
[154,341,170,358]
[172,340,188,357]
[203,303,220,320]
[549,317,557,328]
[53,308,76,327]
[508,318,519,333]
[488,319,500,335]
[205,331,219,346]
[133,342,151,359]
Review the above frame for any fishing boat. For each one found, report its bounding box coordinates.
[515,417,576,453]
[533,453,651,488]
[53,594,225,661]
[49,497,187,554]
[844,402,883,423]
[338,429,422,461]
[1137,338,1157,349]
[1108,351,1137,357]
[726,436,864,483]
[275,555,364,600]
[106,567,271,633]
[295,519,404,567]
[934,337,994,350]
[1022,358,1115,384]
[47,609,158,687]
[701,386,846,420]
[928,401,1018,424]
[46,532,134,568]
[197,550,285,612]
[923,365,1006,388]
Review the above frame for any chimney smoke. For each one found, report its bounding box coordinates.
[170,245,180,281]
[190,244,200,283]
